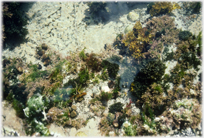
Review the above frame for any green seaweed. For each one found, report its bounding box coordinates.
[99,67,109,81]
[12,98,25,118]
[49,61,65,83]
[197,31,202,57]
[178,30,192,41]
[112,77,121,99]
[101,60,119,79]
[109,102,124,114]
[26,64,49,82]
[101,91,112,102]
[130,60,166,99]
[190,2,201,13]
[77,67,90,86]
[79,48,87,61]
[3,2,28,44]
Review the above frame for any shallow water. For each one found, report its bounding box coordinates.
[2,1,202,137]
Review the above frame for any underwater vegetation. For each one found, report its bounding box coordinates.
[3,58,28,118]
[25,64,49,82]
[101,60,119,79]
[147,2,181,16]
[86,2,109,22]
[178,30,192,41]
[183,2,201,14]
[3,2,28,44]
[128,26,202,135]
[112,77,121,99]
[109,102,123,114]
[36,43,51,66]
[85,53,102,72]
[119,14,179,60]
[130,60,166,100]
[2,1,202,136]
[121,21,151,59]
[23,93,50,136]
[189,2,201,13]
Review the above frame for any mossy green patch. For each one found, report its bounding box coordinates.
[101,60,119,79]
[131,60,166,99]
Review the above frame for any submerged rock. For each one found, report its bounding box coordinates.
[127,11,139,22]
[70,110,78,118]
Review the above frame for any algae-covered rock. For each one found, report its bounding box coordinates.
[70,110,78,118]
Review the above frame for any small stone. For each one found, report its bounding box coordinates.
[86,118,97,129]
[127,12,139,22]
[113,120,119,128]
[92,86,99,94]
[154,117,160,122]
[43,59,51,66]
[90,93,95,98]
[16,66,23,73]
[108,80,115,88]
[143,124,150,130]
[101,85,110,92]
[37,63,42,69]
[77,97,83,102]
[49,123,66,137]
[109,131,115,136]
[102,110,109,117]
[36,49,45,56]
[84,107,89,112]
[122,121,131,128]
[41,43,48,50]
[70,110,78,118]
[71,105,77,111]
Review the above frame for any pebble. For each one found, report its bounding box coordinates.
[101,85,110,92]
[71,105,77,111]
[127,11,140,22]
[70,110,78,118]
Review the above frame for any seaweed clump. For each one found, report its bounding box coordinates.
[119,15,179,60]
[36,43,51,66]
[136,83,167,116]
[23,93,50,136]
[101,60,119,79]
[147,2,181,16]
[86,2,109,22]
[85,53,102,72]
[130,60,166,100]
[178,30,192,41]
[3,2,28,44]
[109,102,124,114]
[3,58,28,118]
[121,21,153,59]
[183,2,201,14]
[189,2,201,14]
